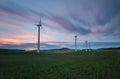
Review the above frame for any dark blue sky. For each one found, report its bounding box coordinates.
[0,0,120,50]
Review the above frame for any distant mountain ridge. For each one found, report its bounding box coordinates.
[0,49,25,53]
[100,47,120,50]
[0,48,71,53]
[0,47,120,53]
[49,48,71,51]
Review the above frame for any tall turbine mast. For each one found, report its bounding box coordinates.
[85,41,88,52]
[36,17,42,53]
[75,35,77,52]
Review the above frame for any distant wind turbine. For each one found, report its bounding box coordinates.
[75,35,77,52]
[85,41,88,52]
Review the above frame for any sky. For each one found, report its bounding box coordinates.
[0,0,120,50]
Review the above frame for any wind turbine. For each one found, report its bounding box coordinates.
[36,17,42,53]
[75,35,77,52]
[85,41,88,52]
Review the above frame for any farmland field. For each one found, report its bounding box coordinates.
[0,50,120,79]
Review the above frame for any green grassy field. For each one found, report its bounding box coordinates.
[0,50,120,79]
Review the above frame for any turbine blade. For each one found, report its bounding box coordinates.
[41,26,46,33]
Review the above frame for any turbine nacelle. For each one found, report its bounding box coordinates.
[75,35,77,38]
[36,18,42,27]
[36,24,42,27]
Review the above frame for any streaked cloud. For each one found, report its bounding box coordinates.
[0,0,120,50]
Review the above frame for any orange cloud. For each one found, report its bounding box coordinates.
[0,32,56,45]
[0,38,22,45]
[0,33,37,45]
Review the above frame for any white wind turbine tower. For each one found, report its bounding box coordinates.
[36,17,42,53]
[75,35,78,52]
